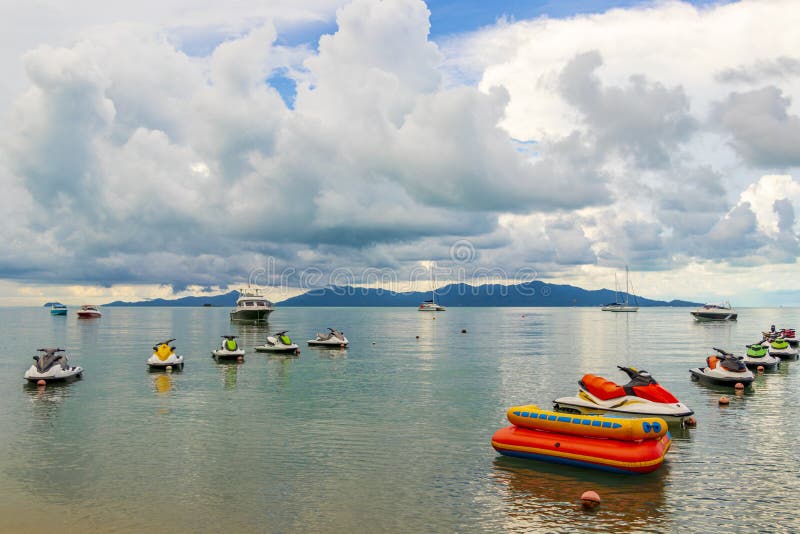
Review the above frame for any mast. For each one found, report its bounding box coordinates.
[625,265,630,306]
[431,262,436,304]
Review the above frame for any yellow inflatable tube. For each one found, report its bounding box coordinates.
[508,405,667,441]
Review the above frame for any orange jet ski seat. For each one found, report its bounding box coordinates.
[580,374,625,400]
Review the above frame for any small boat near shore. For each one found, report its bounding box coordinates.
[76,304,102,318]
[49,303,67,316]
[230,287,274,323]
[691,302,736,321]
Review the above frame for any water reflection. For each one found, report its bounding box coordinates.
[152,374,172,394]
[215,360,241,389]
[492,456,668,532]
[23,381,72,408]
[232,321,268,347]
[309,346,348,359]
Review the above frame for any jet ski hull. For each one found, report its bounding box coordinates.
[690,368,754,386]
[552,398,693,425]
[741,356,780,369]
[147,355,184,369]
[307,339,349,347]
[254,345,299,353]
[768,348,799,360]
[24,366,84,382]
[211,349,245,359]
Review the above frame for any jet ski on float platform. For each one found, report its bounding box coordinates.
[553,365,694,426]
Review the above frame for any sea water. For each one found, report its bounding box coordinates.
[0,306,798,532]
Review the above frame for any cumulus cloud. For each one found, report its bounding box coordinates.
[712,86,800,167]
[716,56,800,84]
[558,50,697,168]
[0,0,799,302]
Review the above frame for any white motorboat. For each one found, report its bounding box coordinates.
[255,331,299,353]
[601,266,638,312]
[147,339,184,369]
[211,335,246,359]
[24,348,83,382]
[307,328,349,347]
[76,304,102,318]
[230,287,274,322]
[690,302,737,321]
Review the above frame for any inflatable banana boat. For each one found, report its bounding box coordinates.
[491,405,671,474]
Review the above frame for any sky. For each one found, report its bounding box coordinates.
[1,0,799,306]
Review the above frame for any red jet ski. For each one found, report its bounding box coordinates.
[553,366,694,426]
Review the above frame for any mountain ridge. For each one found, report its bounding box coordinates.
[104,281,701,307]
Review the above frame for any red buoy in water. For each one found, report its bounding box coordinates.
[581,490,601,509]
[757,365,765,373]
[36,380,46,387]
[719,396,730,405]
[685,416,698,427]
[734,382,744,390]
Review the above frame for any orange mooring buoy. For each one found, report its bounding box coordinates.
[719,396,730,405]
[581,490,601,510]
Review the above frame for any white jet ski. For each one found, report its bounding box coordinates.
[553,365,694,425]
[307,328,349,347]
[211,335,245,359]
[24,348,83,382]
[147,339,184,369]
[768,337,799,360]
[690,352,754,386]
[255,331,299,354]
[739,344,780,370]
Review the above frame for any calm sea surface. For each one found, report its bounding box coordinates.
[1,306,799,532]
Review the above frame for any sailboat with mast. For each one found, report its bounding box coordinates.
[418,262,446,311]
[601,265,639,312]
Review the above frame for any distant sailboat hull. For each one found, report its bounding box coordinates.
[601,304,639,312]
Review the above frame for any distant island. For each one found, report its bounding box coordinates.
[104,281,700,308]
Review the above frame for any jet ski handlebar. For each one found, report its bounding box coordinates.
[616,365,640,378]
[36,348,65,352]
[712,347,734,356]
